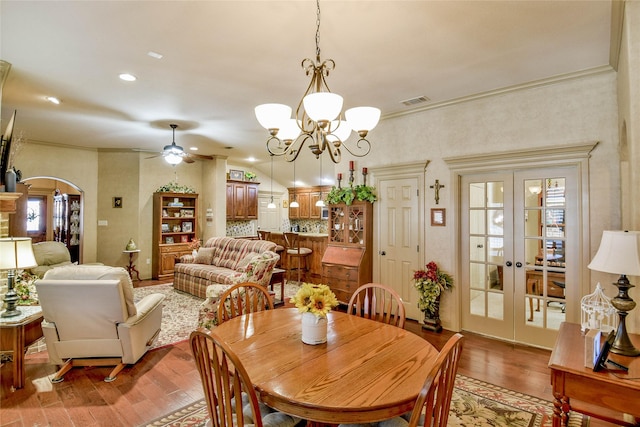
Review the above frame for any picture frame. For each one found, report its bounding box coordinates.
[113,196,122,208]
[229,169,244,181]
[180,234,189,243]
[182,222,193,232]
[161,223,170,232]
[165,236,174,244]
[431,208,446,226]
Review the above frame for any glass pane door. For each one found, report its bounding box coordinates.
[461,173,513,341]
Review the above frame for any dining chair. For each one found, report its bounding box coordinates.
[346,283,406,328]
[189,329,300,427]
[258,230,271,240]
[283,232,312,283]
[217,282,275,325]
[258,230,285,267]
[378,333,464,427]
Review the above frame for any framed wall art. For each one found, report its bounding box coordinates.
[229,169,244,181]
[113,196,122,208]
[431,208,446,226]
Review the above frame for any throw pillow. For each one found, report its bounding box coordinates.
[195,247,215,265]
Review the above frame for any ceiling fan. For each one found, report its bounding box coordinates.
[148,124,214,164]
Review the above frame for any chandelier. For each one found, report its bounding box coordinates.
[254,0,380,164]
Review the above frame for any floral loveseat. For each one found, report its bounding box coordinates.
[173,237,280,329]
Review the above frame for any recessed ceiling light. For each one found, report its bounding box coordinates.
[119,73,137,82]
[45,96,61,104]
[147,51,163,59]
[190,147,198,151]
[246,157,256,162]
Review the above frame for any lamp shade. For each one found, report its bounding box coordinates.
[0,237,37,270]
[327,120,352,143]
[255,103,292,130]
[278,119,302,142]
[588,230,640,276]
[345,106,381,132]
[303,93,343,122]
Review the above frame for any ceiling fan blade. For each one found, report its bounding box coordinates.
[182,155,195,164]
[145,153,162,159]
[188,153,214,160]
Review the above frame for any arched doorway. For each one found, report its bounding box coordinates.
[22,176,83,263]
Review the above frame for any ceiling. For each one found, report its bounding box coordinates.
[0,1,615,187]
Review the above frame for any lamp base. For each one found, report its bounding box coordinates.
[1,272,21,318]
[610,276,640,357]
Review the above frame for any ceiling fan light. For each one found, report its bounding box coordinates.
[303,93,343,122]
[165,153,182,165]
[255,104,292,131]
[345,106,381,132]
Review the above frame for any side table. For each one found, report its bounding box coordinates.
[0,306,44,389]
[269,268,286,307]
[123,249,141,281]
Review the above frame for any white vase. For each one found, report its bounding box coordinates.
[301,311,328,345]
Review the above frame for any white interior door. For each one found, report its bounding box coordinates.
[258,196,281,232]
[377,177,422,320]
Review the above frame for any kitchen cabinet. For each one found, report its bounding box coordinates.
[227,181,259,220]
[288,186,331,219]
[322,201,373,303]
[152,192,198,279]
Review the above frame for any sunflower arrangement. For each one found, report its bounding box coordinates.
[15,270,40,305]
[290,283,339,318]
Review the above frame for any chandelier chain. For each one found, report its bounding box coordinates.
[315,0,321,60]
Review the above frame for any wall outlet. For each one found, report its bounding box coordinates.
[98,220,108,226]
[146,258,151,264]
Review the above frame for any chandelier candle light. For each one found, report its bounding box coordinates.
[255,0,380,163]
[587,230,640,356]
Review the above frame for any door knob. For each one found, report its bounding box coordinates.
[379,251,386,256]
[516,262,523,268]
[506,261,513,267]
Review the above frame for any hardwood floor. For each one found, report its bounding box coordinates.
[0,280,622,427]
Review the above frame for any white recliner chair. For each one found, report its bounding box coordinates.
[35,265,165,383]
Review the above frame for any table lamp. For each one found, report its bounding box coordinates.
[587,230,640,356]
[0,237,38,318]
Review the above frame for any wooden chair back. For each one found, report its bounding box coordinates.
[257,230,271,241]
[189,329,265,427]
[283,232,301,253]
[407,333,464,427]
[347,282,406,328]
[217,282,274,325]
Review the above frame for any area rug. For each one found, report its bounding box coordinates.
[136,282,301,349]
[142,374,586,427]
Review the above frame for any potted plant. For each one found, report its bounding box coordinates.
[326,185,377,206]
[413,261,453,332]
[244,171,257,181]
[290,283,339,345]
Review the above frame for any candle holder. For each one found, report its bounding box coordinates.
[337,175,342,188]
[362,168,368,186]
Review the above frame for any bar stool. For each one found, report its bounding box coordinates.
[284,232,312,284]
[258,230,285,268]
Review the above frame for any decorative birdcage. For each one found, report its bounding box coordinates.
[580,283,617,333]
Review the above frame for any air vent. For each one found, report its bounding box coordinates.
[401,96,430,106]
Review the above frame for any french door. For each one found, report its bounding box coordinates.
[461,166,579,348]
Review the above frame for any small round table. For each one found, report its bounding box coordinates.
[123,249,141,281]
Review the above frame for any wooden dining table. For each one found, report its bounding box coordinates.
[212,308,440,424]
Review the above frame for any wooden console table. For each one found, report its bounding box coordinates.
[0,306,44,389]
[548,322,640,427]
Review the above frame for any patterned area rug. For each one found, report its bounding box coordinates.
[135,282,301,349]
[142,374,586,427]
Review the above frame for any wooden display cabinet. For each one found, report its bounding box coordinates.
[226,181,259,220]
[53,192,81,263]
[322,201,373,304]
[153,192,199,279]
